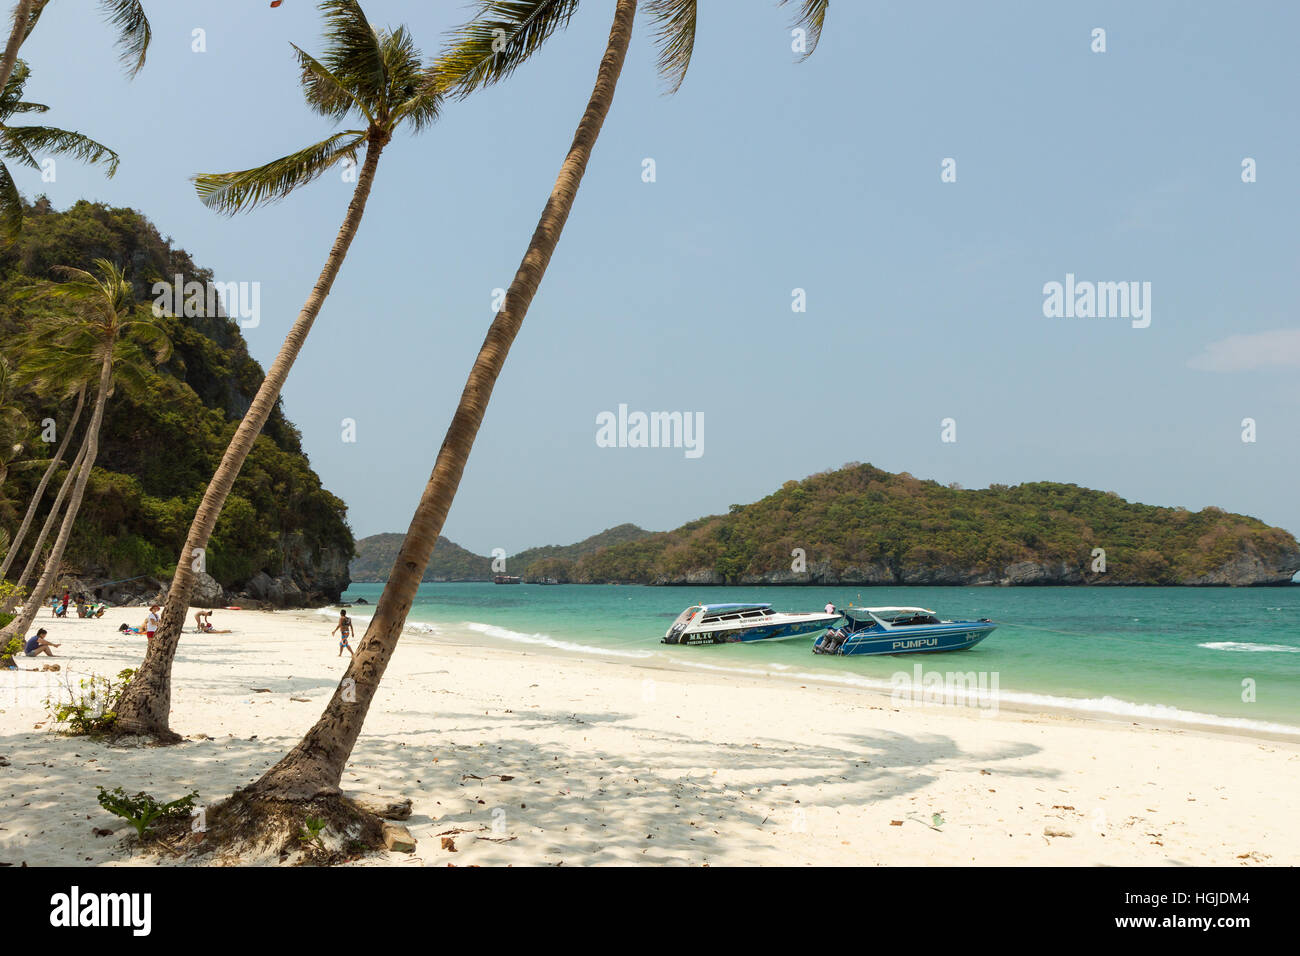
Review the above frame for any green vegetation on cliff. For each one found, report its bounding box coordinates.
[0,198,353,597]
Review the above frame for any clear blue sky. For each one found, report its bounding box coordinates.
[19,0,1300,556]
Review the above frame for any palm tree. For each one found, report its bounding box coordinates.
[196,1,833,849]
[223,0,638,816]
[0,334,91,613]
[0,380,86,582]
[0,260,170,641]
[0,0,150,98]
[0,429,86,614]
[0,59,120,234]
[113,0,442,740]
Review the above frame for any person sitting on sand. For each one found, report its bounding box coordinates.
[24,628,59,657]
[119,622,142,635]
[331,611,355,657]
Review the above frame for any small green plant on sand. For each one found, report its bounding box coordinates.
[46,668,135,735]
[0,634,21,669]
[298,816,327,850]
[96,786,199,842]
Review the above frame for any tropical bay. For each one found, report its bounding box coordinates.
[0,0,1297,905]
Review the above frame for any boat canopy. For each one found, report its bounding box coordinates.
[842,605,935,620]
[700,603,771,614]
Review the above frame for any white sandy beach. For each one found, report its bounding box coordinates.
[1,608,1297,866]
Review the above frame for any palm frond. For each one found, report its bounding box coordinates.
[0,124,40,170]
[193,130,368,215]
[436,0,580,99]
[98,0,151,76]
[0,58,35,115]
[105,341,155,399]
[388,74,441,132]
[11,339,98,398]
[644,0,696,94]
[0,126,119,176]
[779,0,829,61]
[292,42,373,123]
[379,25,440,131]
[119,312,173,363]
[318,0,388,109]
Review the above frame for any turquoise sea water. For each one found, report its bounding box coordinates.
[337,583,1300,736]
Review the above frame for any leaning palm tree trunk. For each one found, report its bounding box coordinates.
[115,136,388,739]
[0,0,35,98]
[0,384,85,581]
[0,424,87,615]
[2,354,111,639]
[236,0,636,809]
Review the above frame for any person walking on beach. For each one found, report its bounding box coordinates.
[24,628,59,657]
[331,611,355,657]
[144,604,161,643]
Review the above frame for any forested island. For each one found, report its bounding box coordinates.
[353,463,1300,587]
[0,200,353,607]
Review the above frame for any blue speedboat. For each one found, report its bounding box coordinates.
[813,606,996,656]
[664,603,840,646]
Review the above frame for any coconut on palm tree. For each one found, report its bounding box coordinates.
[0,0,149,101]
[0,59,121,235]
[0,259,170,641]
[113,0,442,740]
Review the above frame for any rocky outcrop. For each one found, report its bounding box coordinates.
[277,532,350,602]
[999,561,1086,586]
[1180,539,1300,587]
[190,571,225,608]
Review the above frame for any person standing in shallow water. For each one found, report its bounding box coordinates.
[331,611,355,657]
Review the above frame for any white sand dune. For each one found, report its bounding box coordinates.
[1,609,1296,866]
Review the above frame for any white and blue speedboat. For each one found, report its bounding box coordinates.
[813,606,996,656]
[664,603,840,646]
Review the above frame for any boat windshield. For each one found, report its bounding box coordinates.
[669,606,701,630]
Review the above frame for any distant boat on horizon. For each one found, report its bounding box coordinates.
[493,574,522,585]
